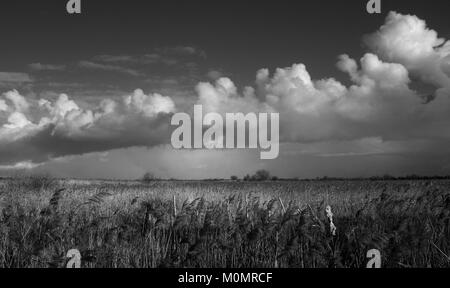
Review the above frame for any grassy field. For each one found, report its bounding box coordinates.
[0,177,449,268]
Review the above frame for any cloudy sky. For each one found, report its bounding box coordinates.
[0,0,449,179]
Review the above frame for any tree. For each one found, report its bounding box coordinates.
[230,176,239,181]
[142,172,156,182]
[254,170,271,181]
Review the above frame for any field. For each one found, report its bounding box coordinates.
[0,178,449,268]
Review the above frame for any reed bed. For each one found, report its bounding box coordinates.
[0,178,449,268]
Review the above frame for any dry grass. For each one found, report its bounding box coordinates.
[0,178,449,268]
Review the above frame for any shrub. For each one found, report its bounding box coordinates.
[142,172,156,183]
[253,170,271,181]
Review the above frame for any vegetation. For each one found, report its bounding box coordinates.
[243,170,274,182]
[0,178,449,268]
[142,172,157,183]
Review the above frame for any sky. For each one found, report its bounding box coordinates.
[0,0,449,179]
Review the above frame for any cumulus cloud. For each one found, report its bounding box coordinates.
[199,53,450,142]
[3,90,30,113]
[364,11,450,91]
[196,55,420,142]
[0,89,175,165]
[0,100,7,112]
[196,12,450,143]
[1,11,450,168]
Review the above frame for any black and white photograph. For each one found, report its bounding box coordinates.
[0,0,449,275]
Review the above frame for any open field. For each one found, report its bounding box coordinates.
[0,178,449,268]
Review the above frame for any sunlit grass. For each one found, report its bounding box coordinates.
[0,177,448,268]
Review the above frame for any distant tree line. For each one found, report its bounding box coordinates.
[231,170,279,182]
[312,175,450,181]
[137,172,450,183]
[142,172,157,183]
[230,173,450,182]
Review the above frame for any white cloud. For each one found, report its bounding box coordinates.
[197,52,431,142]
[124,89,176,117]
[3,90,30,113]
[195,12,450,144]
[0,160,43,170]
[364,11,450,90]
[1,11,450,169]
[442,54,450,77]
[4,112,32,130]
[0,89,176,165]
[0,99,8,111]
